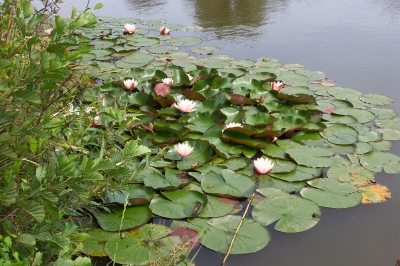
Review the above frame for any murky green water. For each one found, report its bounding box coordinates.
[36,0,400,265]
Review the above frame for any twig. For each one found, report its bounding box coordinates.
[221,178,260,266]
[5,0,17,45]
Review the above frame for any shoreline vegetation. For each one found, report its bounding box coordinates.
[1,1,400,265]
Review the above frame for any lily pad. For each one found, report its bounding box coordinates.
[300,179,362,208]
[359,184,391,204]
[93,205,152,231]
[104,224,178,265]
[168,36,202,46]
[201,169,255,198]
[149,190,207,219]
[82,229,115,257]
[201,215,270,254]
[320,123,358,145]
[360,152,400,173]
[327,164,375,186]
[286,146,335,168]
[197,195,235,218]
[252,194,321,233]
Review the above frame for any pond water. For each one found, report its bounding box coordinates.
[37,0,400,265]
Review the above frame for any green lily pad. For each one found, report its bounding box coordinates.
[82,229,115,257]
[332,108,375,123]
[327,164,375,186]
[369,140,393,151]
[376,129,400,140]
[360,94,393,106]
[252,194,320,233]
[104,224,178,265]
[93,205,152,231]
[105,184,154,205]
[286,146,335,167]
[191,46,220,55]
[149,190,207,219]
[201,215,270,254]
[320,123,358,145]
[375,117,400,130]
[201,169,255,198]
[271,165,323,182]
[300,179,362,208]
[360,152,400,173]
[197,195,235,218]
[168,36,202,46]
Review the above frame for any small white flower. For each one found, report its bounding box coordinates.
[174,142,194,157]
[225,122,243,130]
[173,99,197,113]
[44,29,53,36]
[123,79,139,90]
[160,26,170,35]
[162,78,173,86]
[254,157,274,174]
[124,23,136,33]
[188,74,193,81]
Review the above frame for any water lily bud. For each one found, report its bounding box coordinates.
[160,26,170,35]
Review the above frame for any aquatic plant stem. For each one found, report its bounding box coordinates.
[221,178,260,266]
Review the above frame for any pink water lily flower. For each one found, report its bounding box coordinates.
[91,115,100,126]
[162,78,174,86]
[254,157,274,174]
[271,81,284,91]
[174,142,194,157]
[160,26,170,35]
[173,99,197,113]
[124,23,136,34]
[154,82,171,96]
[123,79,139,90]
[225,122,243,130]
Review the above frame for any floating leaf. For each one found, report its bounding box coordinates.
[201,215,270,254]
[82,229,115,256]
[359,184,391,204]
[360,94,393,106]
[320,124,358,145]
[168,36,202,46]
[191,46,220,55]
[104,224,178,265]
[201,169,255,198]
[271,165,323,182]
[332,108,375,123]
[252,194,320,233]
[300,179,362,208]
[327,164,375,186]
[286,146,335,167]
[149,190,207,219]
[93,205,152,231]
[197,195,235,218]
[360,152,400,173]
[105,184,154,205]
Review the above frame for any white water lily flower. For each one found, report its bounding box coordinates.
[225,122,243,130]
[44,29,53,36]
[174,142,194,157]
[124,23,136,33]
[254,157,274,174]
[173,99,197,113]
[123,79,139,90]
[160,26,170,35]
[162,78,173,86]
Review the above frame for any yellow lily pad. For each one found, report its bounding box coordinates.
[359,183,391,204]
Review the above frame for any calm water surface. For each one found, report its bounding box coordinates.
[38,0,400,265]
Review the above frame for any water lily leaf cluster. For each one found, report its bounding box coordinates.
[75,17,400,262]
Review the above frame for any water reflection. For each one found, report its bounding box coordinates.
[186,0,288,40]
